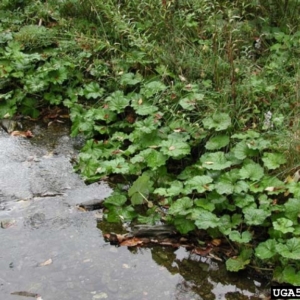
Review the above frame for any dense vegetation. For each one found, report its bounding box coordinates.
[1,0,300,285]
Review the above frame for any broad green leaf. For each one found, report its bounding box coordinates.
[192,209,220,229]
[104,192,127,206]
[226,257,250,272]
[218,215,232,235]
[128,174,153,205]
[287,181,300,198]
[202,112,231,131]
[144,149,167,169]
[141,81,167,98]
[106,205,137,223]
[273,218,294,233]
[226,249,252,271]
[168,197,193,215]
[105,91,130,113]
[243,207,271,225]
[134,116,158,134]
[214,180,234,195]
[232,141,258,160]
[194,198,215,211]
[249,175,285,194]
[280,266,300,285]
[133,101,158,116]
[154,181,183,197]
[229,230,252,243]
[284,198,300,223]
[82,82,104,99]
[239,160,264,181]
[214,170,239,195]
[200,152,232,170]
[174,217,195,234]
[120,72,142,85]
[179,93,204,110]
[262,152,287,170]
[234,180,249,193]
[255,239,277,260]
[246,138,271,151]
[177,166,202,180]
[234,194,255,208]
[94,108,117,123]
[160,139,191,158]
[205,135,230,150]
[138,211,161,225]
[101,157,130,174]
[275,238,300,260]
[184,175,213,194]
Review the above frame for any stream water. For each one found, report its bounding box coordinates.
[0,121,269,300]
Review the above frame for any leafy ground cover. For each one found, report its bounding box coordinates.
[1,0,300,285]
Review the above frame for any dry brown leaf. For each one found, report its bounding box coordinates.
[192,246,212,256]
[120,237,143,247]
[211,239,222,247]
[10,130,33,138]
[39,258,52,266]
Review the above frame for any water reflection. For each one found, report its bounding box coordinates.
[98,222,267,300]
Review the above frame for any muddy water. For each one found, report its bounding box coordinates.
[0,121,268,300]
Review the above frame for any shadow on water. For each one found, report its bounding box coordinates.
[0,120,269,300]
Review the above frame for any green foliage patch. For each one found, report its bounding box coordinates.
[2,0,300,286]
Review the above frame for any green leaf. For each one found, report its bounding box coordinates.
[200,152,232,170]
[105,91,130,113]
[192,208,220,229]
[141,81,167,98]
[168,197,193,215]
[273,218,294,233]
[184,175,213,194]
[134,116,158,134]
[239,160,264,181]
[287,182,300,198]
[226,257,250,272]
[106,205,137,223]
[194,198,215,211]
[205,135,230,150]
[202,112,231,131]
[275,238,300,260]
[255,239,277,260]
[179,93,204,110]
[214,170,239,195]
[218,215,232,235]
[280,266,300,285]
[128,174,153,205]
[229,230,252,243]
[160,139,191,158]
[262,152,287,170]
[82,82,104,99]
[284,198,300,223]
[101,157,130,174]
[104,192,127,206]
[120,72,142,85]
[154,181,183,197]
[131,98,158,116]
[232,141,258,160]
[174,217,195,234]
[243,207,271,225]
[234,194,255,208]
[144,149,167,169]
[226,249,252,272]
